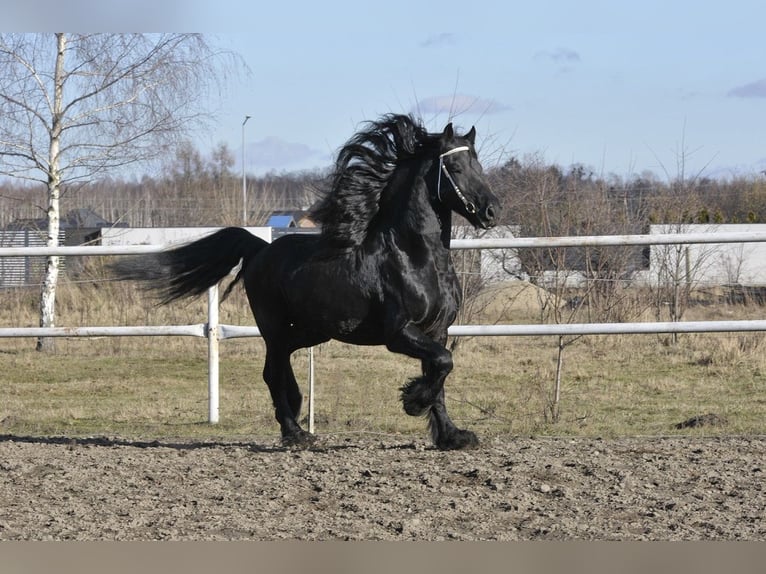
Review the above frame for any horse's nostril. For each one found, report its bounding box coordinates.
[485,206,495,220]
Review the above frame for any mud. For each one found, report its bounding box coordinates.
[1,434,763,540]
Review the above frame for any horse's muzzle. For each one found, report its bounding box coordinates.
[478,203,499,229]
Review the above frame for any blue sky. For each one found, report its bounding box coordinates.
[202,0,766,178]
[10,0,766,179]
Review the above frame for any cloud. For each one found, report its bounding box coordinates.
[728,78,766,98]
[412,94,511,117]
[534,47,582,72]
[420,33,458,48]
[244,136,328,171]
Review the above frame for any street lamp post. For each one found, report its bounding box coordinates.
[242,115,251,226]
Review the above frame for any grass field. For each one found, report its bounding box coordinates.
[1,274,765,441]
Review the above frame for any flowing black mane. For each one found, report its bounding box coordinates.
[311,114,437,248]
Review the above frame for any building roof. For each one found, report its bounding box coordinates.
[63,208,113,228]
[267,214,298,228]
[5,208,121,231]
[267,210,316,228]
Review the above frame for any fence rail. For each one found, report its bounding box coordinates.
[3,231,766,257]
[450,231,766,249]
[2,231,765,428]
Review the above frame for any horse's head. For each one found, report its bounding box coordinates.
[433,123,501,230]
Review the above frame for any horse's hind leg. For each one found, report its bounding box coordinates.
[388,324,477,450]
[262,346,315,447]
[282,359,303,419]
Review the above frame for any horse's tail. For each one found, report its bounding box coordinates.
[112,227,268,305]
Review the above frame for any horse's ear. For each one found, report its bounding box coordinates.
[466,126,476,144]
[442,122,454,140]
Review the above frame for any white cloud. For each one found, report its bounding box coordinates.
[412,94,510,117]
[419,33,458,48]
[534,47,582,73]
[728,78,766,98]
[243,136,328,171]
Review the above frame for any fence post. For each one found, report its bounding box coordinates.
[207,285,220,424]
[308,346,315,434]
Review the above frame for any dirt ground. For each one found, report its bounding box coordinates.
[0,433,763,540]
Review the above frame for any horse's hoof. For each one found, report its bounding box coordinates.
[281,430,317,449]
[436,429,479,451]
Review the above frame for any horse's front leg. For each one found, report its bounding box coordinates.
[386,323,478,450]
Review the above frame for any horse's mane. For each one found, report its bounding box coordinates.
[311,114,436,248]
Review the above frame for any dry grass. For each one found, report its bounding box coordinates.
[1,271,765,441]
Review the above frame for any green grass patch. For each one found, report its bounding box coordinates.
[1,281,764,442]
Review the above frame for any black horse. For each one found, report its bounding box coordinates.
[117,114,500,450]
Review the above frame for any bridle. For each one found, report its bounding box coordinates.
[436,146,477,214]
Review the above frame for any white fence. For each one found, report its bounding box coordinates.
[2,231,766,429]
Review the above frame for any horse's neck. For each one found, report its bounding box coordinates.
[438,210,453,249]
[380,160,449,248]
[390,173,451,251]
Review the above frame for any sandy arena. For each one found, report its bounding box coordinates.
[0,433,763,540]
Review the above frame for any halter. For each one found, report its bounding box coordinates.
[436,146,477,214]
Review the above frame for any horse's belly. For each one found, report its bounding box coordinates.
[285,276,383,340]
[334,321,386,345]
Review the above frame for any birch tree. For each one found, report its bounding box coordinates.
[0,33,234,351]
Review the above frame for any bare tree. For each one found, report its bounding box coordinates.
[646,134,718,343]
[497,156,652,422]
[0,33,237,351]
[650,223,719,342]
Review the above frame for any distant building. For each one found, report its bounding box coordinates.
[645,224,766,286]
[266,210,316,228]
[1,208,126,287]
[100,226,271,246]
[453,225,522,284]
[5,207,126,246]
